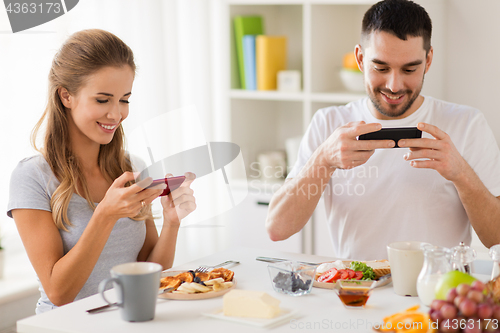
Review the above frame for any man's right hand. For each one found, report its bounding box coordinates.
[319,121,395,170]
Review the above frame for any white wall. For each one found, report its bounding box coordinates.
[442,0,500,257]
[444,0,500,145]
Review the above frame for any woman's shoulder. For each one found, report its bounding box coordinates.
[14,154,51,172]
[11,154,54,183]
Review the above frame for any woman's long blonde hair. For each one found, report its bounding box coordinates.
[32,29,149,231]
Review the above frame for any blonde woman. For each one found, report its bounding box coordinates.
[7,29,196,314]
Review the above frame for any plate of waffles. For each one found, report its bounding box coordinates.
[158,267,236,300]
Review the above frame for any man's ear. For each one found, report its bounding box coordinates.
[58,87,72,109]
[354,44,364,72]
[425,46,433,74]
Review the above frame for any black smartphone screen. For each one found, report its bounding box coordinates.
[358,127,422,148]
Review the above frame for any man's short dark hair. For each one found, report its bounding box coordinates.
[361,0,432,54]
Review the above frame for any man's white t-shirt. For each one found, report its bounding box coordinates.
[287,96,500,260]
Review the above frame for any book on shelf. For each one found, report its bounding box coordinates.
[233,16,264,90]
[242,35,257,90]
[256,35,287,91]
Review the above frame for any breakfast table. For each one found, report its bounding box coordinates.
[15,247,490,333]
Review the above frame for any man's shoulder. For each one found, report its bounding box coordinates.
[425,96,480,118]
[313,98,368,122]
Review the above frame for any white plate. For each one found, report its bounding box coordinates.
[314,260,391,289]
[202,308,298,328]
[158,271,236,300]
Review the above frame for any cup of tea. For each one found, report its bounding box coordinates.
[98,262,162,322]
[387,241,428,296]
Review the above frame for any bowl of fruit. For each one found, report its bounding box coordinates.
[267,261,316,296]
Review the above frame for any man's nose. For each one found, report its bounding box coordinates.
[386,71,404,93]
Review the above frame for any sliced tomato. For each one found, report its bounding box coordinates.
[347,269,356,279]
[355,271,364,280]
[340,269,350,280]
[318,268,339,283]
[331,269,341,281]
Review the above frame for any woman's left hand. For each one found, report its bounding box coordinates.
[160,172,196,227]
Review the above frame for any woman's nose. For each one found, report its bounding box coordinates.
[107,102,122,121]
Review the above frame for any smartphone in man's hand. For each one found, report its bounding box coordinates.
[358,127,422,148]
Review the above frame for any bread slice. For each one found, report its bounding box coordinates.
[365,260,391,279]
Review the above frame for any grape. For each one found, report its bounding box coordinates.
[459,298,477,317]
[457,283,471,296]
[431,299,447,311]
[467,289,484,303]
[441,303,458,319]
[477,303,493,319]
[454,295,466,308]
[430,308,444,322]
[492,304,500,320]
[471,280,485,292]
[463,325,481,333]
[447,287,458,302]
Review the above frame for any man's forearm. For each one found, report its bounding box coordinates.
[454,165,500,248]
[266,149,335,241]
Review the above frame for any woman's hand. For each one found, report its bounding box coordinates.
[97,171,164,221]
[160,172,197,227]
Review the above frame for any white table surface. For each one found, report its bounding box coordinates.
[16,247,489,333]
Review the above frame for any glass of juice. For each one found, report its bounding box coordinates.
[334,280,376,308]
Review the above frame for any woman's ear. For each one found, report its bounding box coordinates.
[354,44,364,72]
[58,87,72,109]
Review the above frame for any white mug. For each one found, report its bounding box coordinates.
[98,262,162,322]
[387,241,427,296]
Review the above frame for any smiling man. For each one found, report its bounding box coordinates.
[265,0,500,260]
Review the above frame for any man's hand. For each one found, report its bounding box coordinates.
[320,121,396,169]
[399,122,469,181]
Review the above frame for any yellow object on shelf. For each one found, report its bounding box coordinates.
[256,35,287,91]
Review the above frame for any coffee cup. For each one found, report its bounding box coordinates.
[387,241,427,296]
[98,262,162,322]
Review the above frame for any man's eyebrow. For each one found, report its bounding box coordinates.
[371,58,423,67]
[96,92,132,97]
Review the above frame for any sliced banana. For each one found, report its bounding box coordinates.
[177,283,197,293]
[177,282,212,293]
[190,283,211,293]
[213,281,233,292]
[204,278,225,286]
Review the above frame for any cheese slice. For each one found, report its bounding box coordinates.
[223,290,281,318]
